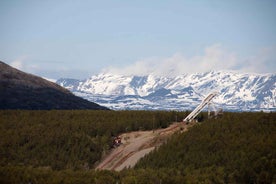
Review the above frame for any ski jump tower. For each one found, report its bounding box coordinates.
[183,92,219,123]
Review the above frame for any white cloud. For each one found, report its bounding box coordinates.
[9,56,37,72]
[10,59,24,70]
[102,44,276,76]
[9,56,41,73]
[103,44,236,76]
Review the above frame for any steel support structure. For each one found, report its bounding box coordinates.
[183,92,218,123]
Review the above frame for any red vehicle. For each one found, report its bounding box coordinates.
[113,136,122,147]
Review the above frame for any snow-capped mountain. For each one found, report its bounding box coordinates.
[56,71,276,111]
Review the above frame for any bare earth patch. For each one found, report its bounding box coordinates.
[96,121,195,171]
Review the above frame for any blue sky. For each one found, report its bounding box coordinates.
[1,0,276,79]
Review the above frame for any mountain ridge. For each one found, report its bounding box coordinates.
[0,61,108,110]
[57,70,276,111]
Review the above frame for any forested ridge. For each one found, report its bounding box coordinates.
[0,110,178,170]
[136,112,276,183]
[0,110,275,183]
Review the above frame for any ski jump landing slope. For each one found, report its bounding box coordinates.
[96,122,195,171]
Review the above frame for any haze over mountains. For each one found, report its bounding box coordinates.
[57,71,276,111]
[0,61,107,110]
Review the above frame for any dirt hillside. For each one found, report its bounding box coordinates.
[96,121,195,171]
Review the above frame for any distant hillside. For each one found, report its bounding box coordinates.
[0,61,108,110]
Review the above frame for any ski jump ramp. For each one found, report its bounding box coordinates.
[183,92,218,123]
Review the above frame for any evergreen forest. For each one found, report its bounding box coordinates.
[0,110,275,183]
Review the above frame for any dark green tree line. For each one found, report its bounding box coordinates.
[0,110,181,170]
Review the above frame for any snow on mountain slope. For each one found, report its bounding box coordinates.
[57,71,276,111]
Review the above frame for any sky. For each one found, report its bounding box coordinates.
[0,0,276,79]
